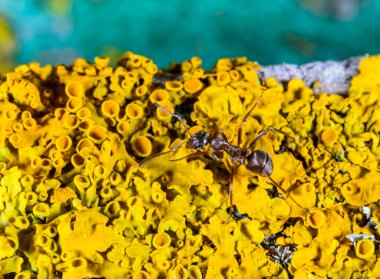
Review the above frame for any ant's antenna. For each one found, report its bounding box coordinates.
[139,103,193,167]
[238,91,264,146]
[153,103,191,136]
[247,127,298,150]
[138,140,187,167]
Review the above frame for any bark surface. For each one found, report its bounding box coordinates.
[258,56,363,94]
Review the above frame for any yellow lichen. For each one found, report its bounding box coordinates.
[341,172,380,206]
[192,86,244,129]
[0,53,380,277]
[355,239,375,260]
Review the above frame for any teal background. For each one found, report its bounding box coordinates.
[0,0,379,69]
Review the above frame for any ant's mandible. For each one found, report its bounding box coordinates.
[139,94,304,213]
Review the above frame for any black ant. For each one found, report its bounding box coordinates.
[139,95,305,215]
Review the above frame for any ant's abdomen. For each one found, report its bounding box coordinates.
[246,150,273,176]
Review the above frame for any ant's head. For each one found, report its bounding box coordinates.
[186,130,209,150]
[246,150,273,176]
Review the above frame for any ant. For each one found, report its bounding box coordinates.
[139,94,305,215]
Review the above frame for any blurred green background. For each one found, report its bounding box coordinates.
[0,0,379,72]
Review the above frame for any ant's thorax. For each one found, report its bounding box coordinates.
[209,136,247,165]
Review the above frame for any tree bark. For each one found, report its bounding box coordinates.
[258,56,364,95]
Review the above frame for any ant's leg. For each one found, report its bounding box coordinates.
[265,175,307,212]
[138,140,187,167]
[153,102,190,135]
[248,127,298,150]
[169,151,210,162]
[171,149,225,162]
[226,164,237,222]
[210,150,224,161]
[229,164,237,209]
[238,91,264,146]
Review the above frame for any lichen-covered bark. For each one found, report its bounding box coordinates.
[258,56,363,95]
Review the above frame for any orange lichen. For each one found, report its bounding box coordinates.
[65,80,85,98]
[132,136,153,157]
[150,89,170,103]
[184,78,203,94]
